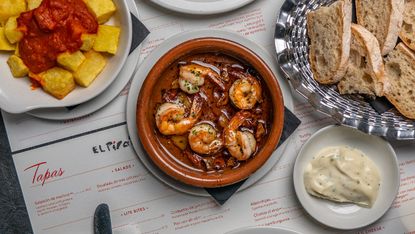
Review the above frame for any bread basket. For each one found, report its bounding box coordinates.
[275,0,415,140]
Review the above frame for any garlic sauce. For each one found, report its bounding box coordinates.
[304,146,381,207]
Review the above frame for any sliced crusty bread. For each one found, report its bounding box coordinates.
[384,43,415,119]
[338,24,386,97]
[356,0,404,56]
[399,0,415,50]
[307,0,352,84]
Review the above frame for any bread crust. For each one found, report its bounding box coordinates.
[384,0,404,55]
[399,32,415,51]
[307,0,352,84]
[356,0,404,55]
[399,0,415,50]
[338,24,386,97]
[385,43,415,119]
[351,24,387,96]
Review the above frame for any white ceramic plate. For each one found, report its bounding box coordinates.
[26,0,142,120]
[225,226,300,234]
[126,29,294,196]
[0,0,132,114]
[150,0,254,15]
[293,125,400,230]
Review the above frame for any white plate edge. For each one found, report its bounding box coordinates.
[149,0,255,15]
[225,226,301,234]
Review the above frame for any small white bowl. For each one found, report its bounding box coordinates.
[0,0,132,114]
[293,125,400,230]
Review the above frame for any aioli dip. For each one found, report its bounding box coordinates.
[304,146,380,207]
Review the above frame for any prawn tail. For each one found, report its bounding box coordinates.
[228,111,252,129]
[190,94,203,119]
[228,69,247,80]
[208,72,226,90]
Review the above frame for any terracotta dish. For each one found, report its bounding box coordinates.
[136,38,284,188]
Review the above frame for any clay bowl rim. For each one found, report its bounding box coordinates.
[136,37,285,188]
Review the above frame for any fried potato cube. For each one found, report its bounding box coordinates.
[27,0,42,10]
[7,55,28,77]
[28,71,40,82]
[80,34,96,51]
[0,0,26,25]
[57,51,86,72]
[14,43,19,56]
[171,135,188,150]
[84,0,116,24]
[4,16,23,44]
[40,67,76,99]
[93,25,120,54]
[0,27,15,50]
[74,51,106,87]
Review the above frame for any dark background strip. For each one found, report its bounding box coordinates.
[0,112,32,233]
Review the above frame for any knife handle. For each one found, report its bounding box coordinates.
[94,203,112,234]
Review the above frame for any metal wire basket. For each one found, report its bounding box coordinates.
[274,0,415,140]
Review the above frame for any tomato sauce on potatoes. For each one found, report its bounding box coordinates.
[17,0,98,74]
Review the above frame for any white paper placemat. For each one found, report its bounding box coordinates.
[2,0,415,233]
